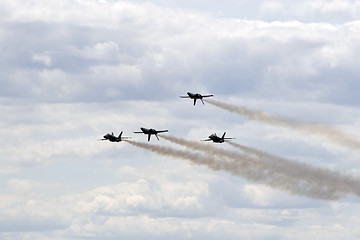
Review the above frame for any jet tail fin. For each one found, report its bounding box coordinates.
[148,134,151,142]
[155,134,159,141]
[118,131,123,139]
[221,132,226,139]
[200,99,205,105]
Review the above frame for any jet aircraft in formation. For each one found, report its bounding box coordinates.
[179,92,214,105]
[99,92,235,143]
[202,132,234,143]
[99,131,130,142]
[133,127,169,141]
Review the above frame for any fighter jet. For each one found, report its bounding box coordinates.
[99,131,130,142]
[202,132,234,143]
[133,127,169,141]
[179,92,214,105]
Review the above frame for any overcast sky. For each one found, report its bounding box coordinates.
[1,0,360,239]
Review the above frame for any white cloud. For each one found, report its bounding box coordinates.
[0,193,69,233]
[65,178,208,215]
[71,41,122,62]
[1,0,360,239]
[32,52,53,66]
[258,1,285,19]
[2,0,360,103]
[7,178,42,193]
[258,0,360,22]
[302,0,358,20]
[243,184,278,206]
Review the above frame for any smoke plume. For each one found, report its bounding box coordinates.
[127,139,360,200]
[205,99,360,152]
[228,141,360,188]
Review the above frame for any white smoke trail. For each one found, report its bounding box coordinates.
[205,99,360,152]
[161,135,360,186]
[159,135,360,199]
[228,141,360,189]
[127,139,360,200]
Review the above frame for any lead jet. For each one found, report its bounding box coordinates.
[133,127,168,141]
[202,132,234,143]
[179,92,214,105]
[99,131,130,142]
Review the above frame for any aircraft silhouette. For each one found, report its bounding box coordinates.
[180,92,214,105]
[202,132,234,143]
[133,127,168,141]
[99,131,130,142]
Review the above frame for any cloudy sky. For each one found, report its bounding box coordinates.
[2,0,360,239]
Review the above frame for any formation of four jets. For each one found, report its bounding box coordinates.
[100,92,234,143]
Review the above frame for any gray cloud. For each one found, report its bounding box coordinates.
[1,1,360,239]
[1,1,360,105]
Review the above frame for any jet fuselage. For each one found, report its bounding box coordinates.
[134,127,169,141]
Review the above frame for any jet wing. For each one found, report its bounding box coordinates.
[179,96,190,98]
[133,131,143,133]
[202,94,213,98]
[155,130,168,133]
